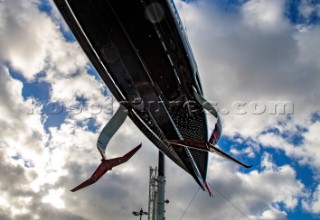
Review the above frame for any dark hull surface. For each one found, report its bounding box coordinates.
[54,0,208,188]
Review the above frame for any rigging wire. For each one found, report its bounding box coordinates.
[208,183,251,220]
[179,187,200,220]
[179,0,250,218]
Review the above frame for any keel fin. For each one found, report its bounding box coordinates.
[205,182,213,197]
[107,143,142,167]
[71,144,142,192]
[207,143,252,168]
[170,140,252,169]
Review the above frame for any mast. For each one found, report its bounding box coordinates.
[156,151,166,220]
[148,152,168,220]
[148,166,157,220]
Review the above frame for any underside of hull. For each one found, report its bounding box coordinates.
[54,0,209,188]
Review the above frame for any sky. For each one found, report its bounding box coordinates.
[0,0,320,219]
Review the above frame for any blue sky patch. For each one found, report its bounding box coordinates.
[43,101,68,131]
[286,0,320,25]
[38,0,52,14]
[22,80,50,101]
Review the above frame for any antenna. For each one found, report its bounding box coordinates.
[132,208,148,220]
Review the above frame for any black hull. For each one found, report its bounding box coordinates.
[54,0,208,188]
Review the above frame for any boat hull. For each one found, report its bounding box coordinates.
[54,0,209,188]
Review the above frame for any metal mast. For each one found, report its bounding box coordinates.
[156,151,166,220]
[148,166,157,220]
[148,152,167,220]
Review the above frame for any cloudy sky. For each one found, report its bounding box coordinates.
[0,0,320,219]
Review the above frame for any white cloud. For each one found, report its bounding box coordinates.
[0,64,146,220]
[257,208,287,220]
[0,0,116,211]
[242,0,288,31]
[180,0,320,138]
[0,0,111,130]
[0,0,88,81]
[0,0,52,80]
[44,69,111,133]
[296,26,320,69]
[164,153,305,220]
[42,188,65,209]
[299,0,320,20]
[258,119,320,177]
[303,184,320,214]
[0,65,48,165]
